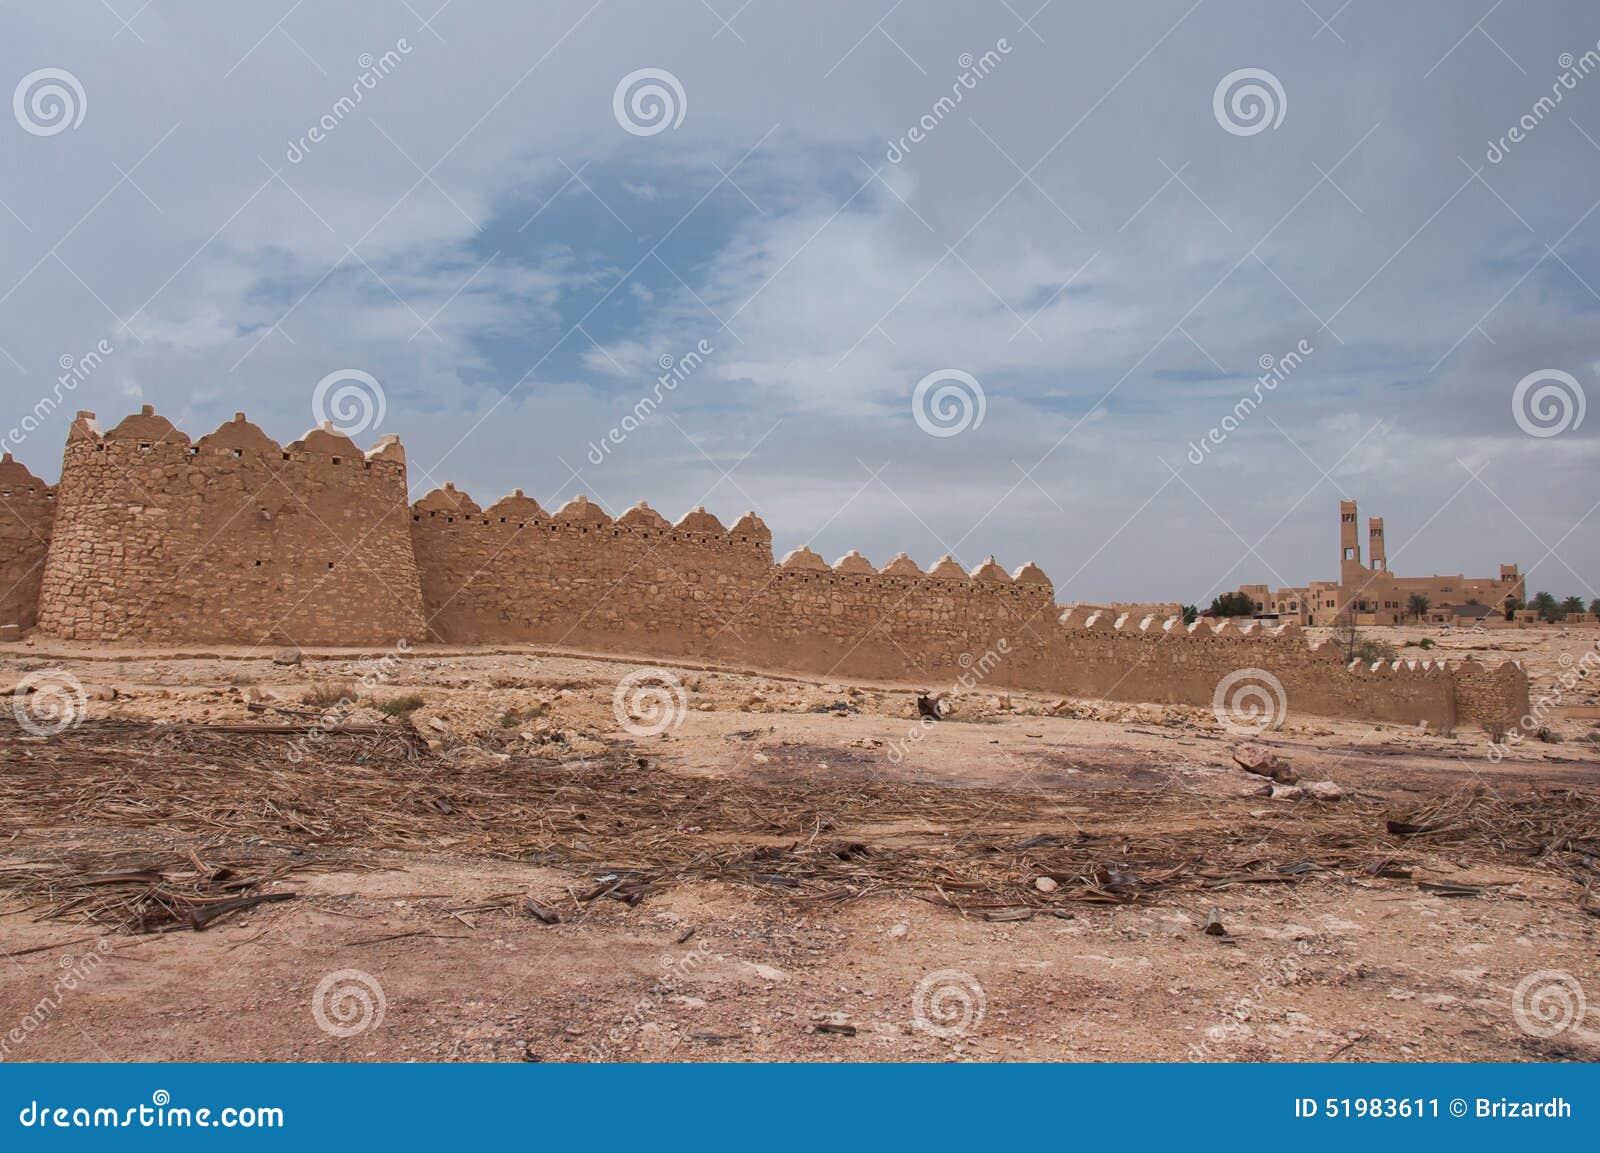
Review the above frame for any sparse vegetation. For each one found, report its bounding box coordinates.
[1407,593,1430,622]
[1332,615,1359,659]
[1561,595,1585,617]
[499,703,546,728]
[1533,591,1562,623]
[1352,638,1398,664]
[302,682,356,709]
[1180,604,1199,625]
[1331,614,1396,664]
[1207,591,1257,618]
[374,693,425,717]
[1418,637,1435,650]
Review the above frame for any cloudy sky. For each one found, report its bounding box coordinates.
[2,0,1595,605]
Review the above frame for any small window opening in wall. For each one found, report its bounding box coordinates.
[233,449,243,458]
[446,516,454,523]
[412,514,420,522]
[327,561,335,569]
[331,456,341,465]
[95,444,105,451]
[188,446,199,455]
[138,442,152,452]
[499,517,506,523]
[282,452,291,461]
[363,461,371,470]
[254,560,262,567]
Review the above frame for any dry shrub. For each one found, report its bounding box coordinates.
[375,693,425,717]
[303,682,356,709]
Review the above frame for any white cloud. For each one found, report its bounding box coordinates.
[0,0,1595,602]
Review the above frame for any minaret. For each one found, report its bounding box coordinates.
[1339,500,1362,584]
[1368,517,1386,572]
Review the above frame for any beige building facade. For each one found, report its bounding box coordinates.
[1236,501,1525,626]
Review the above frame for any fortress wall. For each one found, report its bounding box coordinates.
[34,409,424,644]
[411,486,1057,676]
[984,616,1459,731]
[5,405,1525,734]
[409,486,1474,730]
[0,453,57,633]
[1452,657,1533,732]
[721,554,1056,680]
[410,490,777,647]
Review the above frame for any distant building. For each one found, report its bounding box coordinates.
[1234,501,1524,626]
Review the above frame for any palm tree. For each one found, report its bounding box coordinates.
[1407,593,1430,622]
[1532,591,1561,623]
[1590,597,1600,618]
[1562,595,1585,618]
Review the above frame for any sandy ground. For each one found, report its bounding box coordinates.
[1,625,1596,1063]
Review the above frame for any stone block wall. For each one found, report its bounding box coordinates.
[1452,657,1534,733]
[34,408,424,644]
[409,483,1490,733]
[5,406,1531,734]
[409,485,1056,676]
[0,452,57,634]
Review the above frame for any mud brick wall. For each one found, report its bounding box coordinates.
[0,453,57,633]
[995,613,1464,732]
[409,487,778,651]
[409,485,1057,676]
[34,409,424,644]
[1452,658,1533,733]
[408,484,1495,733]
[5,405,1530,734]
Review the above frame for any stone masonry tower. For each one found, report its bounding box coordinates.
[34,407,426,644]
